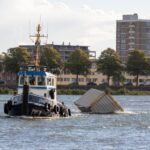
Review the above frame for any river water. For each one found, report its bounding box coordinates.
[0,95,150,150]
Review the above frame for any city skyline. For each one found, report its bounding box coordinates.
[1,0,150,57]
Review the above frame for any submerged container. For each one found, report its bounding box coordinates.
[74,89,124,114]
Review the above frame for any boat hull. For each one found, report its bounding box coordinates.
[4,94,71,117]
[4,103,53,117]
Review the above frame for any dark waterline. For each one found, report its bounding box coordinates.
[0,95,150,150]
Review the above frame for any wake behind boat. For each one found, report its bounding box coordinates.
[4,24,71,117]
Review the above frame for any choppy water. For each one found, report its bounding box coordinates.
[0,95,150,150]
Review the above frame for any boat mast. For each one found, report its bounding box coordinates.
[30,24,48,66]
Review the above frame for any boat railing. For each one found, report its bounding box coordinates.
[19,65,47,72]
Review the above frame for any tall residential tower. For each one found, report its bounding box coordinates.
[116,14,150,63]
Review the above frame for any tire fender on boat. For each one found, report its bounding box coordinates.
[59,106,63,116]
[7,100,12,111]
[54,105,60,114]
[48,103,51,110]
[68,109,71,116]
[44,103,51,112]
[59,106,70,117]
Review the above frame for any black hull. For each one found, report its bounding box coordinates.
[4,102,71,117]
[4,92,71,117]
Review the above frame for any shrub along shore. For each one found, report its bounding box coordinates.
[1,86,150,95]
[0,87,14,94]
[57,88,150,95]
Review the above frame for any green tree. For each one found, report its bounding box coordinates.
[112,71,125,86]
[0,54,4,72]
[65,49,91,85]
[97,48,123,86]
[3,47,29,73]
[147,58,150,75]
[127,49,149,87]
[40,46,61,74]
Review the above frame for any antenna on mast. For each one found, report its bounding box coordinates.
[45,22,48,44]
[29,23,48,66]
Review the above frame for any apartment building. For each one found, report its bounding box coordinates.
[116,14,150,63]
[18,43,98,85]
[20,43,96,61]
[57,59,107,86]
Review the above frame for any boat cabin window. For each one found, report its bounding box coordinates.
[38,76,45,85]
[52,79,54,86]
[19,76,24,85]
[47,78,54,86]
[47,78,51,86]
[29,76,36,85]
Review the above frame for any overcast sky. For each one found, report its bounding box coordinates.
[1,0,150,57]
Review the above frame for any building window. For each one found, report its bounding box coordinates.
[145,28,150,32]
[120,51,127,55]
[57,78,63,82]
[91,63,96,69]
[87,78,92,82]
[145,22,150,27]
[72,78,76,82]
[139,79,144,82]
[92,78,97,82]
[143,33,150,38]
[121,44,126,49]
[144,45,150,50]
[79,78,84,82]
[121,39,126,44]
[121,34,126,38]
[147,51,150,55]
[64,78,70,82]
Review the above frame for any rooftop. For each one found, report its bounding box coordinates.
[117,13,150,22]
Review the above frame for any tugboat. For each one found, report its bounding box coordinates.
[4,24,71,117]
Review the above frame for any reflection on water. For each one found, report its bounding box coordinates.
[0,95,150,150]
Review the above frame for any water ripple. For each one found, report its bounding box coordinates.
[0,95,150,150]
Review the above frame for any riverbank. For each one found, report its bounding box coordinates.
[57,88,150,95]
[0,87,14,94]
[57,84,150,95]
[1,86,150,95]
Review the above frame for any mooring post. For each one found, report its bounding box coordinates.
[22,83,29,115]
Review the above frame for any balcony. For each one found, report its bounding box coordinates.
[128,42,135,45]
[129,30,135,34]
[129,24,135,28]
[128,36,135,39]
[128,48,134,51]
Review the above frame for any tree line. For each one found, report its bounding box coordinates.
[0,46,150,87]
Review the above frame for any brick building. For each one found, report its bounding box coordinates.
[20,43,96,61]
[116,14,150,63]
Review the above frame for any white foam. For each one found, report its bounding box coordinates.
[2,115,60,120]
[115,110,138,115]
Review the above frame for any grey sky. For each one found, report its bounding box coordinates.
[0,0,150,57]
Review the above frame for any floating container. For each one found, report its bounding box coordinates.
[74,89,124,114]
